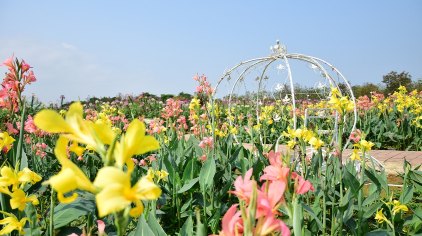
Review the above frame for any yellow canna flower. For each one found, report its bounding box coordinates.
[392,200,408,215]
[309,137,324,150]
[9,189,39,211]
[375,209,388,224]
[287,140,296,149]
[0,166,20,190]
[189,97,200,110]
[156,170,169,182]
[113,119,159,172]
[94,166,161,218]
[18,167,42,185]
[45,136,97,203]
[359,140,374,152]
[0,131,15,152]
[350,149,361,161]
[0,213,28,235]
[34,102,115,156]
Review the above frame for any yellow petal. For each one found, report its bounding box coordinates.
[135,136,160,156]
[34,110,71,133]
[18,167,42,184]
[47,168,79,194]
[69,142,85,157]
[0,166,19,188]
[93,122,116,145]
[66,102,84,120]
[10,189,26,211]
[58,191,78,204]
[96,184,131,217]
[129,200,144,217]
[93,167,130,189]
[54,136,96,192]
[126,120,159,156]
[134,176,161,200]
[0,217,16,235]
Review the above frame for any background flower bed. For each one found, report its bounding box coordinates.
[0,57,421,235]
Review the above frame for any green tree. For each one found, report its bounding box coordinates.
[352,83,381,97]
[382,71,412,95]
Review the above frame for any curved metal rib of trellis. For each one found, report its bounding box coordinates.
[212,42,358,152]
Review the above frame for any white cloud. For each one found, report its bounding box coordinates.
[0,39,114,103]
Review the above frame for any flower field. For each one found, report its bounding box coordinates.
[0,57,421,235]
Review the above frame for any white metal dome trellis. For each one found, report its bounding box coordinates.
[212,40,358,152]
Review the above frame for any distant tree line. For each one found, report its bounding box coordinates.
[59,71,421,107]
[352,71,422,97]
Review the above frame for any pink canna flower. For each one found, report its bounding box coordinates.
[24,115,38,133]
[256,180,286,218]
[97,220,106,235]
[199,154,207,162]
[139,159,147,166]
[254,213,290,236]
[199,136,214,149]
[21,60,30,72]
[292,172,314,195]
[2,56,14,69]
[230,168,254,202]
[215,204,243,236]
[266,150,283,167]
[349,129,362,143]
[5,122,19,135]
[260,165,290,183]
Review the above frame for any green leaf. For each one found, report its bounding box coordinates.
[53,193,96,228]
[365,229,391,235]
[302,203,323,229]
[180,216,193,236]
[340,188,352,208]
[199,157,216,191]
[399,184,414,204]
[19,149,28,170]
[343,203,354,223]
[363,201,383,219]
[182,159,199,183]
[147,214,167,236]
[364,169,381,189]
[363,189,380,206]
[343,169,360,195]
[24,203,41,236]
[132,215,155,236]
[178,177,199,194]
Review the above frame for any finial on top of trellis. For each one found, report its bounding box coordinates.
[270,40,287,55]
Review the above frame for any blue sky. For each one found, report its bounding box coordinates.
[1,1,421,103]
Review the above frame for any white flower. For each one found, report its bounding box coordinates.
[275,83,284,92]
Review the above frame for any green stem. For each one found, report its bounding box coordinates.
[357,150,366,233]
[292,197,303,236]
[49,189,55,236]
[15,104,26,169]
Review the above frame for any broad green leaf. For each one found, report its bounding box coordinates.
[53,193,96,228]
[132,215,155,236]
[343,169,360,195]
[302,203,323,229]
[178,177,199,194]
[182,159,198,183]
[399,184,414,204]
[342,203,354,223]
[147,214,167,236]
[363,189,380,206]
[19,149,28,170]
[365,230,392,235]
[199,157,216,191]
[364,169,381,189]
[363,201,384,219]
[180,216,193,236]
